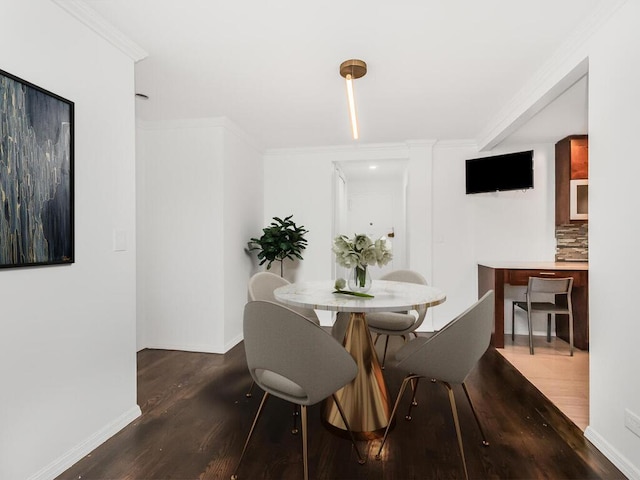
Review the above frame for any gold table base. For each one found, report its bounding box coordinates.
[323,312,392,440]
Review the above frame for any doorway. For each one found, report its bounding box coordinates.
[333,159,408,280]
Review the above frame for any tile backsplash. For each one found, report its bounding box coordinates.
[556,223,588,262]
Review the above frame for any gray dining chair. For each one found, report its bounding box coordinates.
[231,301,365,480]
[512,276,574,355]
[365,269,429,368]
[245,271,320,399]
[375,290,494,480]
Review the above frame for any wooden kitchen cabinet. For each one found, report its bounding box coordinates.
[555,135,588,225]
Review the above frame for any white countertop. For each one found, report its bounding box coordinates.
[274,280,446,313]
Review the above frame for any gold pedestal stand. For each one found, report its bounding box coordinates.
[323,312,392,440]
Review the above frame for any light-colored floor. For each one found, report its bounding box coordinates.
[497,334,589,431]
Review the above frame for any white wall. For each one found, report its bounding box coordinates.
[136,118,262,353]
[0,1,139,479]
[584,0,640,476]
[432,141,556,330]
[263,144,432,287]
[263,141,556,331]
[222,123,265,347]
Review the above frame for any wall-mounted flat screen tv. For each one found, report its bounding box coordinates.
[465,150,534,194]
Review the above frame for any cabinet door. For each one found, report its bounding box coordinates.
[570,138,588,179]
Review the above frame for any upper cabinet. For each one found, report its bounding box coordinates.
[555,135,588,225]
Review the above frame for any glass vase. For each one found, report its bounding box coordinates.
[348,265,372,293]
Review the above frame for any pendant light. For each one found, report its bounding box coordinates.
[339,59,367,140]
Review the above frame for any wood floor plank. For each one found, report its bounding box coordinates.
[55,342,623,480]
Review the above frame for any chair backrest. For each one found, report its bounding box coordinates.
[248,271,289,302]
[379,269,429,329]
[380,269,428,285]
[395,290,495,384]
[243,301,357,406]
[248,271,320,325]
[527,277,573,296]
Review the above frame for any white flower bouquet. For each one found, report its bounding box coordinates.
[333,234,393,269]
[332,234,393,295]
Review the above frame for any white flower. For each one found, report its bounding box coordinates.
[332,233,393,269]
[334,278,347,290]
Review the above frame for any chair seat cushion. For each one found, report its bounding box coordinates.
[255,368,307,400]
[366,312,416,331]
[514,301,570,314]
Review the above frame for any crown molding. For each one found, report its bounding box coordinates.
[51,0,148,62]
[476,0,627,151]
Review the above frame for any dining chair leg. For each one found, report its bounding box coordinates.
[381,335,390,369]
[406,377,421,420]
[511,302,516,341]
[444,382,469,480]
[375,375,417,460]
[245,380,255,398]
[231,391,270,480]
[301,405,308,480]
[547,314,552,342]
[527,310,535,355]
[292,404,300,434]
[461,382,489,446]
[569,311,574,356]
[332,394,366,465]
[373,333,380,345]
[410,376,420,405]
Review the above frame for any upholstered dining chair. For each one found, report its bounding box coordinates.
[231,301,365,480]
[245,271,320,399]
[512,276,574,356]
[375,290,494,480]
[365,269,429,368]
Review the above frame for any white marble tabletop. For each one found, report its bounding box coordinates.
[273,280,446,313]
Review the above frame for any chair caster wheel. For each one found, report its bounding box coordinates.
[358,459,366,465]
[245,393,252,398]
[482,440,490,447]
[405,415,412,421]
[291,428,299,434]
[411,401,418,406]
[231,475,238,480]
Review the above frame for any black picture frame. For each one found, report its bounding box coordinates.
[0,69,74,268]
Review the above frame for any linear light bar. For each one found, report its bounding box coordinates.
[339,59,367,141]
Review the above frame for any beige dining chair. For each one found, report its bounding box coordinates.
[512,276,574,355]
[245,271,320,400]
[231,301,365,480]
[375,290,494,480]
[365,269,429,368]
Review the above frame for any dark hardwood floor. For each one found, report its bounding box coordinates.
[56,340,624,480]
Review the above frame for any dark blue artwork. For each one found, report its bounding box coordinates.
[0,69,74,268]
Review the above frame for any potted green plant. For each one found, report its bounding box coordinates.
[248,215,309,277]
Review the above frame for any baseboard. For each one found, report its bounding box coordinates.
[144,342,225,354]
[145,334,244,354]
[584,426,640,480]
[27,405,142,480]
[224,332,244,352]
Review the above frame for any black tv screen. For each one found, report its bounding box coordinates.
[465,150,534,194]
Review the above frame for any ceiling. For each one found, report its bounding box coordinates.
[81,0,596,150]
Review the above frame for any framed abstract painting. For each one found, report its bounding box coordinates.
[0,69,74,268]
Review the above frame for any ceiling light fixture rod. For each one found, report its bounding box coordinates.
[340,59,367,140]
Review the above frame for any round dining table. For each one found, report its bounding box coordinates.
[274,279,446,439]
